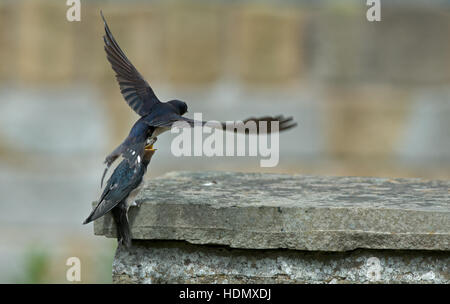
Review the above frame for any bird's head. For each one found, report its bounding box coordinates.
[168,99,188,116]
[143,144,157,163]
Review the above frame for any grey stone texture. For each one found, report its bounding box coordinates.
[95,171,450,252]
[113,241,449,284]
[93,171,450,283]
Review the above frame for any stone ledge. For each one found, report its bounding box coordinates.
[94,171,450,252]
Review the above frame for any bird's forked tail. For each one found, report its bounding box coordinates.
[111,204,132,248]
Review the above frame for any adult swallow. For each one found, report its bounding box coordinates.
[100,11,297,174]
[84,144,156,247]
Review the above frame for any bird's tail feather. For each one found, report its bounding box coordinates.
[82,216,92,225]
[83,208,97,225]
[111,205,132,248]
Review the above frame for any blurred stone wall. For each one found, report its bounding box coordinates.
[2,1,450,84]
[0,0,450,178]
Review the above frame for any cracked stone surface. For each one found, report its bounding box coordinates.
[94,171,450,251]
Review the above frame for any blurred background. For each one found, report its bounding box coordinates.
[0,0,449,283]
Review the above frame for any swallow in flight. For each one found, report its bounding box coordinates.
[100,11,297,184]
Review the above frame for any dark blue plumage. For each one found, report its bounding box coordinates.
[85,145,156,247]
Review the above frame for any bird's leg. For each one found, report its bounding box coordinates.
[100,163,111,188]
[101,146,123,187]
[132,200,144,208]
[105,144,122,166]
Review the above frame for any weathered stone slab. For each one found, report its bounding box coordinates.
[94,171,450,251]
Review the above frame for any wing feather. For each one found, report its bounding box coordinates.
[101,11,160,116]
[148,114,297,133]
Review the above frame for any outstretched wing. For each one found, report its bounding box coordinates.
[145,113,298,133]
[101,11,160,116]
[226,115,297,133]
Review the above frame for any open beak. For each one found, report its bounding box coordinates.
[144,144,157,151]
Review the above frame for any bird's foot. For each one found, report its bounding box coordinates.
[132,200,143,208]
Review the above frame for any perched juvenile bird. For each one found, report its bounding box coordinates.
[84,144,157,247]
[100,11,297,175]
